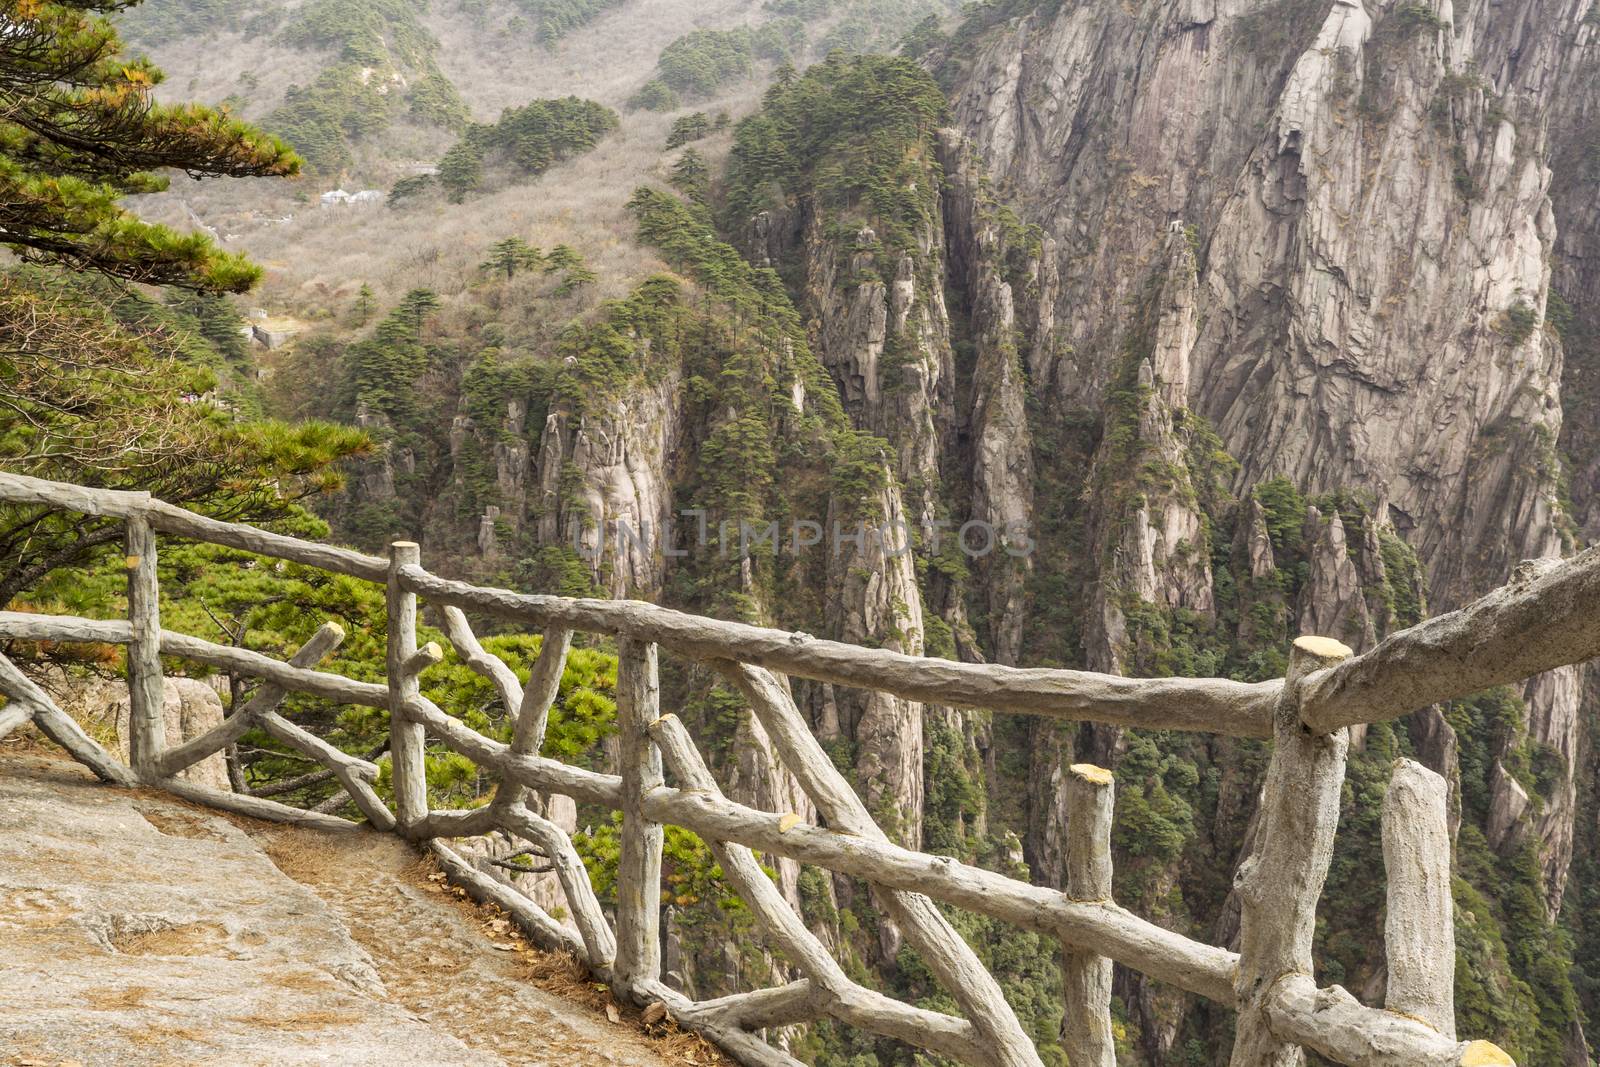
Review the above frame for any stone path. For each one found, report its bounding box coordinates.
[0,754,711,1067]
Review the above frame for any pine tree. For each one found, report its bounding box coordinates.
[0,0,299,291]
[671,149,711,205]
[665,112,711,149]
[399,288,442,333]
[437,139,484,202]
[353,283,377,325]
[545,245,596,295]
[480,237,543,281]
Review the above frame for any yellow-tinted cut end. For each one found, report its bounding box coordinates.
[1069,763,1114,786]
[1293,635,1354,661]
[124,555,142,570]
[777,813,803,834]
[325,622,346,640]
[1460,1041,1515,1066]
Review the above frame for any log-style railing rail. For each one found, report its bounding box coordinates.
[1,470,1585,1066]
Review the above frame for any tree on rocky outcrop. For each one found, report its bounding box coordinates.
[481,237,543,281]
[0,0,300,291]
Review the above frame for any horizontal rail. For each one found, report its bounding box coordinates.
[1302,546,1600,732]
[0,613,390,707]
[157,777,364,832]
[396,566,1282,737]
[1267,976,1483,1066]
[401,693,623,807]
[0,471,389,582]
[684,981,826,1030]
[0,600,1582,1018]
[636,783,1240,1003]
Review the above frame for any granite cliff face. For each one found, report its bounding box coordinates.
[929,0,1597,1056]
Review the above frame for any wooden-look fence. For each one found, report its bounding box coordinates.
[4,471,1596,1066]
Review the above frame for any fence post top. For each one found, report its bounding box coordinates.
[1068,763,1114,787]
[388,541,421,563]
[1459,1041,1514,1066]
[1291,635,1354,663]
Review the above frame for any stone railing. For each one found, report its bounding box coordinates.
[3,470,1592,1066]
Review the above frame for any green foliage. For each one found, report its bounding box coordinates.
[425,634,619,766]
[351,283,378,325]
[628,79,680,113]
[117,0,267,45]
[504,0,626,44]
[1389,1,1446,31]
[631,24,804,110]
[631,186,810,329]
[389,173,435,203]
[436,140,484,202]
[627,182,916,620]
[0,267,369,610]
[768,0,956,54]
[480,236,544,280]
[1547,289,1575,340]
[724,53,948,256]
[1,0,299,291]
[1501,300,1541,346]
[1447,687,1564,819]
[341,288,440,427]
[428,97,618,201]
[921,717,984,857]
[900,901,1068,1066]
[1452,828,1582,1061]
[1112,735,1197,866]
[898,12,951,58]
[546,246,597,296]
[1315,723,1401,992]
[267,0,467,174]
[1226,0,1331,60]
[1254,476,1308,556]
[42,514,619,805]
[1376,524,1426,626]
[666,113,714,149]
[574,814,751,915]
[670,148,711,205]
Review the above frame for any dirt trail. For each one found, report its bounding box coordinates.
[0,753,722,1067]
[249,825,725,1067]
